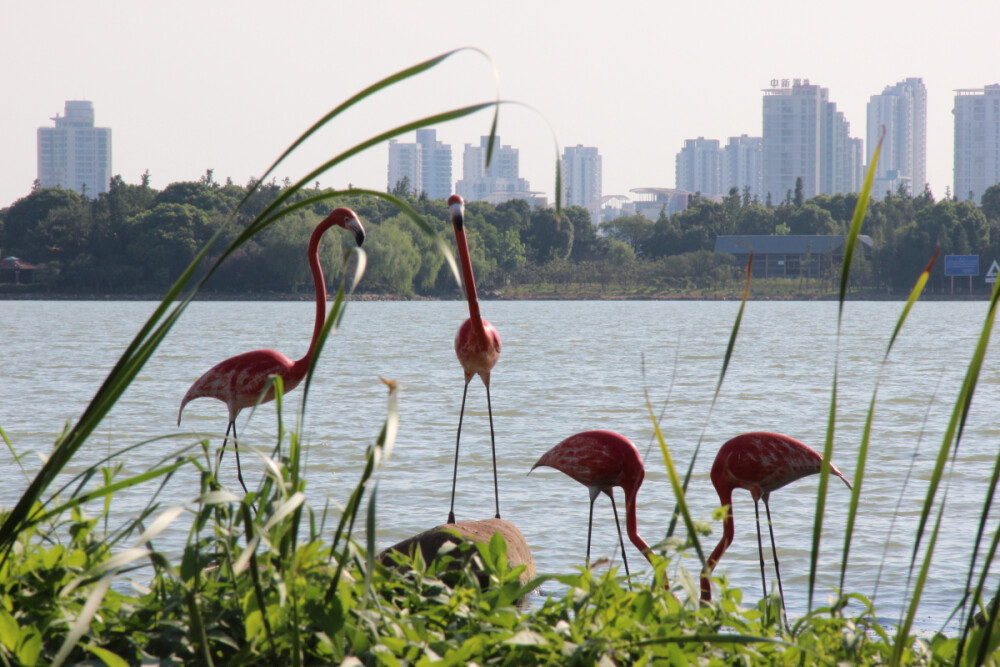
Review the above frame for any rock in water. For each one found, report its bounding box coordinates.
[378,518,535,587]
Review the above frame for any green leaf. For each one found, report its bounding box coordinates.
[84,644,131,667]
[0,610,18,651]
[16,626,42,667]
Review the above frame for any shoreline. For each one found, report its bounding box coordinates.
[0,290,991,302]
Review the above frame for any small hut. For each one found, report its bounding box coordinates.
[0,257,38,284]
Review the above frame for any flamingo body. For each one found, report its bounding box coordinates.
[178,349,303,424]
[700,431,851,607]
[446,194,503,523]
[532,430,656,586]
[455,317,501,384]
[177,207,364,493]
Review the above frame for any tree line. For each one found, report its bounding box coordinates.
[2,172,1000,296]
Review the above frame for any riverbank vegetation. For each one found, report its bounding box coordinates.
[3,165,1000,300]
[3,50,1000,665]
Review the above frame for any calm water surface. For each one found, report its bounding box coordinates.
[3,298,1000,631]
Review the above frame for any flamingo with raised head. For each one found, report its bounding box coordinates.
[699,431,851,609]
[446,194,503,524]
[177,208,365,494]
[531,430,657,586]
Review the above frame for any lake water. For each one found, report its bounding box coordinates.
[3,298,1000,632]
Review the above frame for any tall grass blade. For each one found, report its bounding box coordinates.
[838,248,938,591]
[645,389,704,569]
[667,249,753,538]
[807,128,883,610]
[890,275,1000,665]
[247,48,499,203]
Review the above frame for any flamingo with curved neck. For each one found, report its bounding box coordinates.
[178,207,365,494]
[700,431,851,614]
[531,430,657,587]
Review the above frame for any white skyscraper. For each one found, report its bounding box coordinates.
[561,145,602,208]
[722,135,763,201]
[866,78,927,198]
[676,137,722,196]
[762,79,862,201]
[954,84,1000,203]
[37,100,112,198]
[387,139,422,195]
[455,136,534,204]
[386,128,453,198]
[415,129,453,200]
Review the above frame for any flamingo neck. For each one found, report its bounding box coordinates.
[701,488,735,601]
[624,489,653,565]
[454,222,487,338]
[296,218,334,370]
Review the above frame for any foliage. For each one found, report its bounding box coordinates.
[4,50,1000,667]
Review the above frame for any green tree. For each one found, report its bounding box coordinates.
[364,219,422,295]
[981,183,1000,222]
[524,208,573,263]
[1,187,87,259]
[606,238,636,265]
[599,215,653,254]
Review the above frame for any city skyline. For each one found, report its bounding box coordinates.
[1,1,997,211]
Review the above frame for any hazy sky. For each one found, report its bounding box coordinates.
[3,0,998,210]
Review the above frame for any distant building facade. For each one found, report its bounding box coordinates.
[456,136,542,206]
[722,135,763,202]
[675,135,763,202]
[37,100,111,198]
[867,78,927,198]
[387,140,422,195]
[676,138,722,196]
[416,129,453,200]
[561,144,602,209]
[954,84,1000,204]
[386,128,453,198]
[762,79,862,202]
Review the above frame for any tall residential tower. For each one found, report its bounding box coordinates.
[561,145,602,208]
[866,78,927,197]
[386,128,453,198]
[762,79,862,202]
[37,101,112,198]
[954,84,1000,203]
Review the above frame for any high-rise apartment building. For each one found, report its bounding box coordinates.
[415,129,453,200]
[386,128,453,198]
[387,140,422,195]
[762,79,862,201]
[37,100,111,198]
[866,78,927,198]
[455,136,532,203]
[676,138,722,196]
[954,84,1000,204]
[561,145,602,208]
[722,135,763,201]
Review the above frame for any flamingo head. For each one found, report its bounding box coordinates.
[448,194,465,231]
[326,207,366,246]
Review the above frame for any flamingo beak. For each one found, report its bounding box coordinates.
[346,217,366,246]
[449,202,465,230]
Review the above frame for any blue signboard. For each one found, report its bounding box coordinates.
[945,254,979,277]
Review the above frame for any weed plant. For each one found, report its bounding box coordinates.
[2,53,1000,666]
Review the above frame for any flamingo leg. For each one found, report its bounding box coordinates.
[448,381,471,524]
[608,491,632,590]
[585,485,604,571]
[231,422,249,496]
[217,420,250,496]
[485,384,500,519]
[763,496,789,625]
[753,498,768,600]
